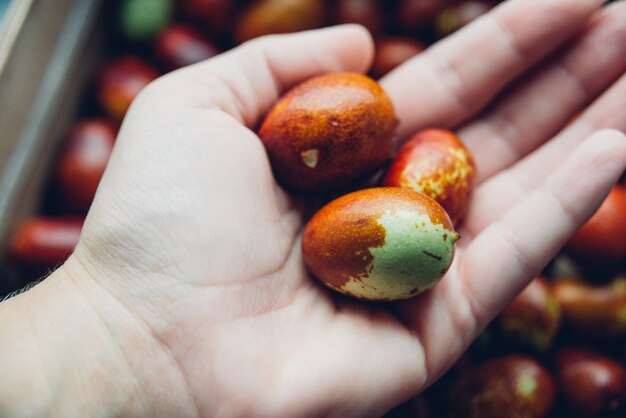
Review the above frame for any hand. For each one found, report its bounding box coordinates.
[2,0,625,417]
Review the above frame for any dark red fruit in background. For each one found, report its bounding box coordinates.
[179,0,236,34]
[56,119,118,213]
[447,355,555,418]
[566,186,626,270]
[234,0,326,44]
[371,37,425,78]
[498,276,561,352]
[335,0,385,36]
[8,217,83,267]
[556,348,626,417]
[154,24,220,70]
[435,1,493,38]
[97,56,159,120]
[552,276,626,338]
[395,0,448,32]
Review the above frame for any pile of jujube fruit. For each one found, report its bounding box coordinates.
[3,1,625,417]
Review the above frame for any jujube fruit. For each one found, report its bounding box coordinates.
[234,0,325,44]
[96,56,159,120]
[56,119,118,212]
[335,0,385,36]
[552,276,626,338]
[435,1,493,39]
[260,72,398,192]
[8,217,83,267]
[556,348,626,417]
[154,24,220,71]
[498,276,561,352]
[371,37,426,78]
[447,355,556,418]
[382,128,475,224]
[179,0,235,34]
[565,186,626,270]
[302,187,458,301]
[395,0,448,32]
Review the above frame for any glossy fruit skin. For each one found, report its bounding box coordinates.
[97,56,159,120]
[556,348,626,417]
[234,0,326,44]
[335,0,385,36]
[382,128,475,224]
[154,24,220,71]
[552,276,626,338]
[566,186,626,269]
[435,1,493,38]
[8,217,83,266]
[447,355,556,418]
[302,187,458,301]
[56,119,118,213]
[260,72,398,192]
[498,277,561,352]
[371,37,425,79]
[395,0,448,32]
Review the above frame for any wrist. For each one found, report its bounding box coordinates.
[0,257,197,418]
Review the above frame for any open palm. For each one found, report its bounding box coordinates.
[65,0,626,417]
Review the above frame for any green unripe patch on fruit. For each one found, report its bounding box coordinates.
[338,209,457,300]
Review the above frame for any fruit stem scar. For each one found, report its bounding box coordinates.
[422,250,442,261]
[301,149,319,168]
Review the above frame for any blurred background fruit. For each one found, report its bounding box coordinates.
[154,24,220,70]
[565,186,626,273]
[556,348,626,418]
[96,56,159,120]
[8,217,83,268]
[179,0,237,35]
[395,0,449,34]
[435,1,493,38]
[234,0,326,44]
[553,276,626,339]
[498,276,561,352]
[371,37,425,78]
[55,119,118,213]
[335,0,385,36]
[446,355,555,418]
[120,0,173,41]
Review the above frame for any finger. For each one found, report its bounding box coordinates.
[460,129,626,328]
[461,2,626,182]
[137,25,374,128]
[464,73,626,237]
[512,73,626,188]
[380,0,603,139]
